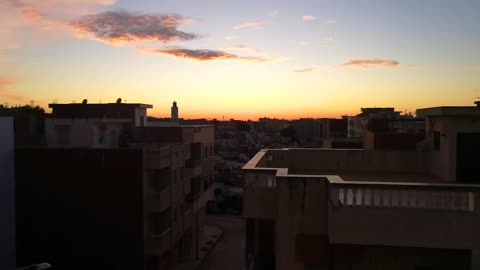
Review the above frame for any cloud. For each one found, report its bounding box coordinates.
[340,58,399,69]
[21,9,42,20]
[301,15,316,22]
[69,10,198,45]
[1,0,117,50]
[220,45,262,54]
[141,46,275,63]
[294,67,315,73]
[324,19,336,24]
[298,41,307,45]
[224,35,240,40]
[0,76,26,103]
[232,21,265,30]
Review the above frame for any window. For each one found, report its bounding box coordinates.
[98,126,106,144]
[56,125,71,145]
[432,131,440,151]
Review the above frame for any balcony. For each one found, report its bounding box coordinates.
[183,159,202,178]
[149,188,171,212]
[145,228,171,256]
[146,148,170,169]
[243,148,480,250]
[328,180,480,250]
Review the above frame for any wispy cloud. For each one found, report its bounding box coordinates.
[324,19,336,24]
[232,21,265,30]
[294,67,315,73]
[298,41,308,45]
[220,45,262,54]
[0,76,26,103]
[224,35,240,40]
[301,15,316,22]
[340,58,399,69]
[69,10,198,45]
[141,46,273,63]
[21,9,42,21]
[1,0,117,49]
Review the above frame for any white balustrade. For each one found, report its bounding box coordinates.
[330,185,475,212]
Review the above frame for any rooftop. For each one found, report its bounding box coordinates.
[417,102,480,117]
[244,148,447,184]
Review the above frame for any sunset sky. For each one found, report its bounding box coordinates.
[1,0,479,120]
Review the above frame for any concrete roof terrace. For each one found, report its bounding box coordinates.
[244,148,458,185]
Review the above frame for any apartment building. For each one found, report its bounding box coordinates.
[243,103,480,270]
[0,117,15,270]
[16,101,214,270]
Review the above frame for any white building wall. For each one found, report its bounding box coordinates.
[0,117,15,270]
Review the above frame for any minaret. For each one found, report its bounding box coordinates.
[171,101,178,122]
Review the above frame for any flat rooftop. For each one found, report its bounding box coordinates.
[244,148,447,184]
[288,169,445,183]
[417,102,480,117]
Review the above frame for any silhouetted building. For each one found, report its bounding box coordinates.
[243,103,480,270]
[0,117,15,270]
[17,101,214,269]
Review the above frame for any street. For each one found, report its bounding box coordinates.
[198,215,245,270]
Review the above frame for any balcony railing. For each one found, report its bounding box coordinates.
[329,182,475,212]
[327,179,480,249]
[243,149,480,250]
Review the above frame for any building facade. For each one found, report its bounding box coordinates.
[17,101,214,270]
[0,117,15,270]
[243,103,480,270]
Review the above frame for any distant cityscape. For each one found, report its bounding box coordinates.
[1,99,480,270]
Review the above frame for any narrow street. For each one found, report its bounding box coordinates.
[198,215,245,270]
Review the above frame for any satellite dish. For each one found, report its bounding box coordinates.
[82,99,88,104]
[116,98,122,104]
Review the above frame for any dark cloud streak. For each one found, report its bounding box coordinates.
[340,58,399,69]
[143,46,270,62]
[69,10,198,45]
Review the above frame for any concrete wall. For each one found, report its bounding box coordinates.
[288,149,428,174]
[274,177,329,270]
[45,118,128,148]
[16,148,145,270]
[0,117,15,270]
[332,244,471,270]
[328,192,480,250]
[427,116,480,182]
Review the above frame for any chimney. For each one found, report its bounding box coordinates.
[475,101,480,108]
